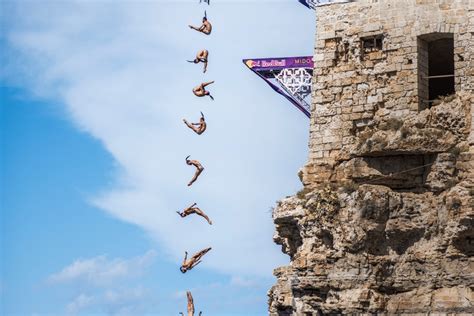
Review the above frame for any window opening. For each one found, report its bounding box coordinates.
[418,33,455,109]
[362,35,383,52]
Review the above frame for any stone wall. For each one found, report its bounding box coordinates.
[269,1,474,314]
[303,0,474,187]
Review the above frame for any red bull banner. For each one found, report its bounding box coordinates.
[243,57,314,118]
[244,57,313,71]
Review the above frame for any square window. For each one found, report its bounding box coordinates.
[362,35,383,52]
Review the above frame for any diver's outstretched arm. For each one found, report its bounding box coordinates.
[183,251,188,265]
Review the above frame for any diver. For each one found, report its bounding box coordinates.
[185,156,204,186]
[189,12,212,35]
[187,49,209,73]
[192,81,214,100]
[183,112,207,135]
[177,203,213,225]
[180,247,212,273]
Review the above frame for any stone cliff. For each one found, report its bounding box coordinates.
[268,1,473,314]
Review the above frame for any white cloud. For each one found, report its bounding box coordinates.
[48,250,156,286]
[48,252,156,315]
[4,1,312,277]
[66,294,95,315]
[65,287,151,316]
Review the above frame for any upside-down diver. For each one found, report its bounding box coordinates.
[181,291,203,316]
[187,49,209,73]
[180,247,212,273]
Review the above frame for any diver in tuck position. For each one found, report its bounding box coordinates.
[187,49,209,73]
[188,12,212,35]
[177,203,213,225]
[185,155,204,186]
[183,112,206,135]
[192,81,214,100]
[180,247,212,273]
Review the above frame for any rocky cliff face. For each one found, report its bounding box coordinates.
[268,1,473,314]
[268,93,474,315]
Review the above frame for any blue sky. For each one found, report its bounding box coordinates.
[1,1,315,315]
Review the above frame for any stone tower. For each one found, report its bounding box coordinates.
[269,0,473,314]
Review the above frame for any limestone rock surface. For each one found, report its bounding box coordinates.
[269,95,474,315]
